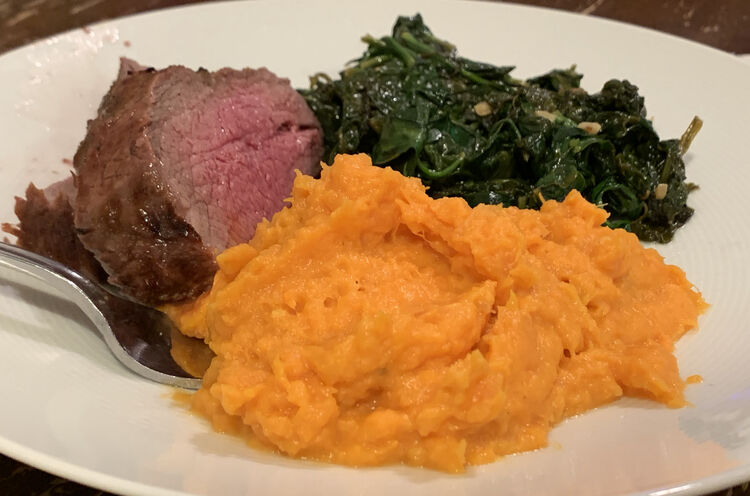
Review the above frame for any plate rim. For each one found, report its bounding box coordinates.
[1,0,748,70]
[0,435,184,496]
[0,0,749,495]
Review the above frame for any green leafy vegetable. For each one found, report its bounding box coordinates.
[300,14,701,242]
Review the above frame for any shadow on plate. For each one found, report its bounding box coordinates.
[0,273,115,371]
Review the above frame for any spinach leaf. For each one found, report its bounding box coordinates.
[300,14,701,243]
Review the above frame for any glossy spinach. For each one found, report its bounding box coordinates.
[301,14,701,242]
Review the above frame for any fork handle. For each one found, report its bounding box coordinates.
[0,242,198,388]
[0,242,110,330]
[0,242,135,361]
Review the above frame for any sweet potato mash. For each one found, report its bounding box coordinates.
[168,153,706,472]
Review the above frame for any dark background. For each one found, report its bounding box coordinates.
[0,0,748,495]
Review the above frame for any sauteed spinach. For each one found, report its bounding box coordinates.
[301,14,701,242]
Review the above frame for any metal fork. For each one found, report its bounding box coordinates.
[0,242,202,389]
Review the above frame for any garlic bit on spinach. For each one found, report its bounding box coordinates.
[300,14,701,243]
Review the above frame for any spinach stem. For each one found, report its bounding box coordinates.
[358,54,392,69]
[679,116,703,156]
[361,34,385,49]
[382,36,416,67]
[417,154,465,179]
[401,31,502,89]
[399,32,436,56]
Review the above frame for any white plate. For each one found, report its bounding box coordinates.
[1,1,749,495]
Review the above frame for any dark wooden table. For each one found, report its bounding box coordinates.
[0,0,748,495]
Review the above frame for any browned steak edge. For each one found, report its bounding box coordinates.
[73,69,217,306]
[2,181,107,283]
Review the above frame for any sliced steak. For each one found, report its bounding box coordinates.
[3,177,107,283]
[74,59,323,305]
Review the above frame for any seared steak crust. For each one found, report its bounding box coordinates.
[73,61,323,305]
[3,178,107,283]
[74,67,217,304]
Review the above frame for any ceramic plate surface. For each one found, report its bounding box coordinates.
[1,1,749,495]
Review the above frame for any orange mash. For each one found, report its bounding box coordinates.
[168,153,706,472]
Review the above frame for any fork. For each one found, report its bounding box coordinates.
[0,242,202,390]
